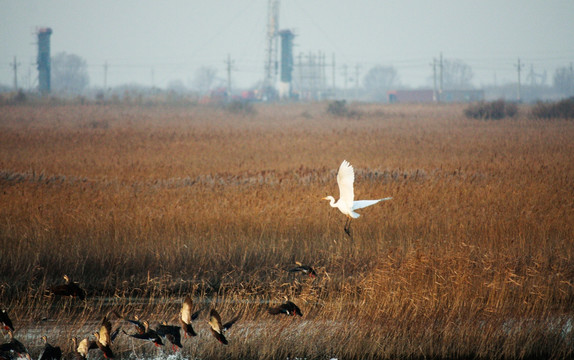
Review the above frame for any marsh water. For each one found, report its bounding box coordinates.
[4,296,573,360]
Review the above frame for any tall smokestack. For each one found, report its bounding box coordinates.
[278,29,295,99]
[262,0,279,100]
[37,27,52,94]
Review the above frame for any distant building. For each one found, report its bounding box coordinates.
[388,89,484,103]
[388,89,434,103]
[440,90,484,103]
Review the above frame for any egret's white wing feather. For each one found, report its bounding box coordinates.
[352,200,381,210]
[352,197,393,211]
[337,160,355,211]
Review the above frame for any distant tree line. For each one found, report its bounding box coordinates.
[51,52,90,94]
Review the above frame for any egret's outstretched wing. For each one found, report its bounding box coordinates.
[337,160,355,209]
[352,197,393,211]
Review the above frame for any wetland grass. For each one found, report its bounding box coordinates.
[1,102,573,359]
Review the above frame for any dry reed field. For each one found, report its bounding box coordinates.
[1,102,574,359]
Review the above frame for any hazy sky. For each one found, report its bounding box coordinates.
[1,0,573,90]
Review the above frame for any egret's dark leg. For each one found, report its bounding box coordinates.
[344,217,352,238]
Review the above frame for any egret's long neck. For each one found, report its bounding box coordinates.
[327,196,337,207]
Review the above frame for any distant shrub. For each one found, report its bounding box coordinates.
[531,97,574,120]
[464,99,517,120]
[13,90,27,104]
[95,91,105,104]
[300,110,313,119]
[82,119,109,129]
[1,90,28,105]
[326,100,361,119]
[327,100,347,116]
[227,100,255,115]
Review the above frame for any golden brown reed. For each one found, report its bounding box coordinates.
[0,102,573,359]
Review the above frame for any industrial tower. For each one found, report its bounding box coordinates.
[37,27,53,94]
[262,0,279,99]
[278,29,295,99]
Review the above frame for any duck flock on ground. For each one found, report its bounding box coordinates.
[0,264,314,360]
[2,160,391,360]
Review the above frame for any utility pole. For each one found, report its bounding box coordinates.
[515,58,523,102]
[299,53,307,97]
[10,56,20,90]
[27,63,32,90]
[354,63,361,100]
[439,52,443,97]
[431,58,437,102]
[225,54,234,96]
[331,53,336,97]
[308,51,315,99]
[103,61,108,89]
[321,52,327,98]
[341,64,348,99]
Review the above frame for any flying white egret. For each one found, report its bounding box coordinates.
[323,160,392,237]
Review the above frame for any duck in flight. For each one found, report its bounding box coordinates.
[288,262,317,278]
[179,296,200,338]
[268,300,303,317]
[208,309,239,345]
